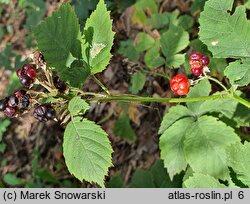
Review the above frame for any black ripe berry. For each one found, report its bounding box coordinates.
[4,106,16,118]
[19,75,33,87]
[53,76,67,92]
[20,94,30,109]
[46,107,55,120]
[33,104,55,122]
[8,96,19,107]
[0,98,7,111]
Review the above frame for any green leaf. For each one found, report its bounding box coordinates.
[160,24,189,68]
[82,0,115,74]
[0,143,6,153]
[118,40,140,61]
[0,119,11,141]
[132,0,158,26]
[106,175,124,188]
[113,114,136,142]
[3,174,23,186]
[144,43,165,69]
[199,0,250,58]
[59,63,90,88]
[135,32,155,52]
[224,61,250,87]
[226,142,250,187]
[33,4,83,87]
[146,13,169,29]
[130,71,146,94]
[130,160,183,188]
[186,79,211,113]
[184,173,226,188]
[22,0,46,29]
[63,117,113,187]
[6,73,22,95]
[130,169,155,187]
[158,105,193,134]
[160,118,193,179]
[184,116,240,180]
[68,96,90,116]
[150,160,183,188]
[72,0,99,28]
[197,93,250,127]
[178,15,194,31]
[0,44,14,69]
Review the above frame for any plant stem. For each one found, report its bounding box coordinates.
[142,70,170,80]
[232,93,250,108]
[89,94,230,103]
[69,87,107,98]
[206,76,228,92]
[92,75,110,95]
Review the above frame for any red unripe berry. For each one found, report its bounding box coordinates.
[22,64,33,71]
[191,68,203,76]
[190,52,203,61]
[17,68,23,78]
[189,60,203,69]
[201,56,210,66]
[4,106,16,118]
[25,67,37,80]
[170,74,190,96]
[14,89,26,98]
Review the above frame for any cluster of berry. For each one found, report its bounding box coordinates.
[189,52,210,76]
[0,61,65,122]
[170,52,210,96]
[0,90,30,118]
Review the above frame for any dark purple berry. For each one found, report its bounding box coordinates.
[19,75,33,87]
[191,68,203,76]
[33,104,55,122]
[8,96,18,107]
[0,98,7,111]
[53,76,67,92]
[201,56,210,66]
[20,94,30,109]
[4,106,16,118]
[46,107,55,119]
